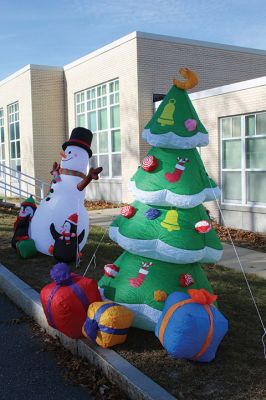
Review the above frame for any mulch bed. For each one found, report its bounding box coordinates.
[213,221,266,252]
[84,200,124,210]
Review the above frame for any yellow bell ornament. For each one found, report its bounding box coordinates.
[160,210,180,232]
[157,99,176,126]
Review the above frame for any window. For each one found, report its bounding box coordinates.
[8,102,21,177]
[221,112,266,206]
[0,108,5,177]
[75,79,121,178]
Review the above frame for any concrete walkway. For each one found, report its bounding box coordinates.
[220,243,266,279]
[89,208,266,279]
[89,207,121,227]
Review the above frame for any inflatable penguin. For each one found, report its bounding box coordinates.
[49,213,85,263]
[12,196,37,249]
[30,127,102,256]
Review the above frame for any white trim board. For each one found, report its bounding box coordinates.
[190,76,266,100]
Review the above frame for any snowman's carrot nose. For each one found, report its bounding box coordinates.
[60,151,67,158]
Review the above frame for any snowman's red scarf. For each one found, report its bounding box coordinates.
[59,168,86,179]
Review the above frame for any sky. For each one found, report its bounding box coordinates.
[1,0,266,81]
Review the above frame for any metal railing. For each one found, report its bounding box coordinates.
[0,162,50,205]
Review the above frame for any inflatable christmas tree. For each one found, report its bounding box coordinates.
[99,68,223,331]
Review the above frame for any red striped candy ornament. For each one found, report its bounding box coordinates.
[104,264,120,278]
[141,156,158,172]
[180,273,194,288]
[195,220,212,233]
[121,205,136,218]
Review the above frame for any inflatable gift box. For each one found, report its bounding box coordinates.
[155,289,228,362]
[82,302,134,348]
[40,263,101,339]
[16,238,37,259]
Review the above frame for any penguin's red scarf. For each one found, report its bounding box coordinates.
[14,216,32,230]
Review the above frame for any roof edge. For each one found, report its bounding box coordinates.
[64,31,266,72]
[190,76,266,100]
[0,64,63,87]
[64,32,138,71]
[135,31,266,55]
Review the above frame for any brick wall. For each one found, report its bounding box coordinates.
[0,66,65,187]
[0,68,34,178]
[31,68,65,183]
[64,37,139,203]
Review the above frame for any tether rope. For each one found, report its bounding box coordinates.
[82,212,117,277]
[207,175,266,359]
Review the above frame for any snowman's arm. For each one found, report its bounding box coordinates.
[77,167,103,191]
[78,229,85,244]
[50,223,60,240]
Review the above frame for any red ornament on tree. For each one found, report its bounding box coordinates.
[195,220,212,233]
[121,205,136,218]
[165,157,189,183]
[180,273,194,288]
[104,264,120,278]
[141,155,158,172]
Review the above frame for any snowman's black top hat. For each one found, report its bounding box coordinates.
[62,127,93,158]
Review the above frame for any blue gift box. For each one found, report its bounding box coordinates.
[155,290,228,362]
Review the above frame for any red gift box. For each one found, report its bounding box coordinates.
[40,263,101,338]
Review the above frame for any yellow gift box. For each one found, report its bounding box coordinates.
[82,301,134,348]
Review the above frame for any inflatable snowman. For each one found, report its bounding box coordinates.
[31,127,102,260]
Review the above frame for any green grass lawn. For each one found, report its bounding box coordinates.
[1,208,266,400]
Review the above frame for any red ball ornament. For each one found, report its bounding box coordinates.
[121,205,136,218]
[180,273,194,288]
[104,264,120,278]
[195,220,212,233]
[141,155,158,172]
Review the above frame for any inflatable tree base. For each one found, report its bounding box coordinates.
[99,251,214,331]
